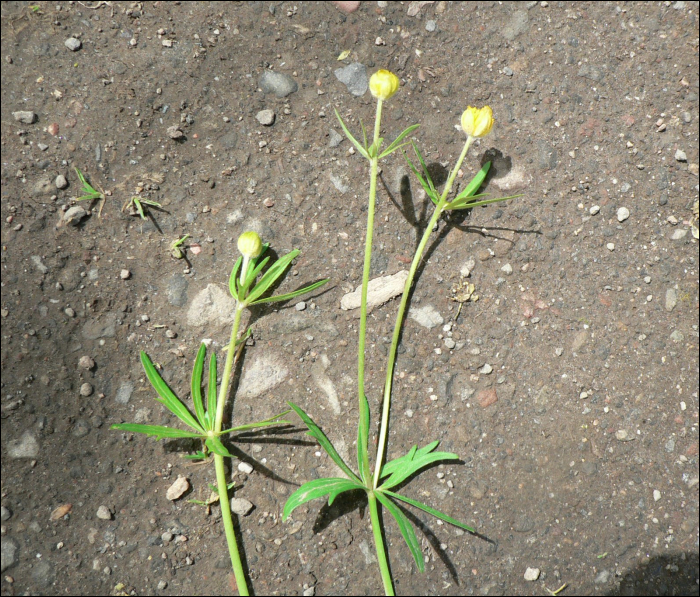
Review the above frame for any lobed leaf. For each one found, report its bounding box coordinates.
[379,441,459,490]
[205,435,233,458]
[403,150,440,205]
[374,491,424,572]
[287,402,361,484]
[283,477,364,521]
[140,351,204,433]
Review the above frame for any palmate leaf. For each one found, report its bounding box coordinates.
[379,124,420,159]
[283,477,364,520]
[109,423,205,440]
[287,402,361,484]
[383,489,475,533]
[140,351,204,433]
[374,491,424,572]
[379,441,459,490]
[335,109,370,160]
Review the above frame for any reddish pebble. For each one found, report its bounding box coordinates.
[476,388,498,408]
[48,122,60,136]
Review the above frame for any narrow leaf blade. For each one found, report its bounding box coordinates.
[245,249,300,304]
[335,110,370,159]
[374,491,425,572]
[379,124,420,159]
[446,194,521,211]
[140,352,204,432]
[190,344,207,429]
[249,278,329,306]
[287,402,361,483]
[452,162,491,202]
[110,423,205,440]
[205,351,217,429]
[229,256,243,299]
[283,478,364,520]
[384,489,476,533]
[357,392,371,484]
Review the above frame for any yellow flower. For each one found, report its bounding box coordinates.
[369,69,400,101]
[461,106,494,138]
[237,231,263,259]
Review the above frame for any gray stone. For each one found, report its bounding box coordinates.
[6,432,39,459]
[670,229,687,240]
[341,270,408,312]
[167,274,189,307]
[55,174,68,189]
[258,71,298,98]
[115,381,134,405]
[230,497,255,516]
[64,37,82,51]
[665,288,677,312]
[670,330,684,343]
[31,559,56,588]
[501,10,528,41]
[334,63,369,97]
[425,20,437,32]
[63,205,88,225]
[82,314,117,340]
[675,149,687,162]
[13,111,37,124]
[329,129,344,148]
[32,177,54,196]
[1,537,19,572]
[31,255,49,274]
[237,353,289,399]
[617,207,630,222]
[409,304,444,329]
[186,284,235,327]
[594,569,611,584]
[311,354,340,415]
[255,109,275,126]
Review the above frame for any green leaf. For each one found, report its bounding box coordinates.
[287,402,361,484]
[222,409,292,433]
[403,150,440,206]
[335,109,370,159]
[133,198,147,220]
[249,278,329,306]
[452,161,490,203]
[360,119,368,152]
[244,249,300,304]
[379,441,459,490]
[445,194,521,211]
[241,255,270,295]
[357,392,371,484]
[182,450,209,461]
[367,137,383,159]
[206,351,217,429]
[413,144,438,197]
[379,124,420,159]
[374,491,424,572]
[444,192,488,210]
[383,489,476,533]
[283,477,364,520]
[229,256,243,299]
[191,344,208,430]
[110,423,205,440]
[205,435,233,458]
[140,351,204,433]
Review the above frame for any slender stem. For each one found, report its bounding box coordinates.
[357,98,384,483]
[373,135,473,488]
[215,453,249,596]
[368,491,395,596]
[213,272,249,594]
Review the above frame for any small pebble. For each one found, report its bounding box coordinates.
[12,111,37,124]
[96,505,112,520]
[480,363,493,375]
[166,476,190,501]
[444,338,456,349]
[230,497,254,516]
[64,307,76,317]
[615,429,635,442]
[670,229,687,240]
[120,269,131,280]
[425,20,437,32]
[523,567,540,581]
[55,175,68,189]
[79,356,95,369]
[653,489,661,502]
[606,243,615,251]
[238,462,254,474]
[589,205,600,215]
[617,207,630,222]
[674,149,687,162]
[501,263,513,275]
[256,109,276,126]
[80,383,94,397]
[165,329,177,338]
[64,37,82,51]
[295,301,306,311]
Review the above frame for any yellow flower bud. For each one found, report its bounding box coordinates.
[461,106,494,139]
[369,69,400,101]
[237,231,263,259]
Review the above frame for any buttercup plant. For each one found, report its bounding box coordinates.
[112,231,327,596]
[283,71,518,594]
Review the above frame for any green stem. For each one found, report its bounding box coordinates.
[357,98,384,483]
[213,282,249,594]
[373,135,473,488]
[368,491,395,596]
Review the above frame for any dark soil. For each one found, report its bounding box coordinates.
[1,1,698,596]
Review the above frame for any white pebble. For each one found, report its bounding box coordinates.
[480,363,493,375]
[524,567,540,581]
[96,505,112,520]
[166,476,190,501]
[589,205,600,215]
[653,489,661,502]
[120,269,131,280]
[606,243,615,251]
[80,383,94,397]
[55,175,68,189]
[238,462,254,474]
[501,263,513,275]
[295,301,306,311]
[230,497,254,516]
[617,207,630,222]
